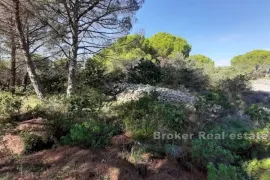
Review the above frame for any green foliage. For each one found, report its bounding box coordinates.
[218,74,251,103]
[0,60,10,90]
[105,68,127,83]
[243,158,270,180]
[0,93,22,120]
[192,119,252,167]
[61,119,118,148]
[20,132,47,154]
[207,163,246,180]
[245,105,270,127]
[160,57,209,91]
[33,55,67,93]
[189,54,215,69]
[46,110,77,139]
[149,32,191,58]
[195,90,233,121]
[127,59,161,85]
[67,88,105,116]
[117,93,189,141]
[231,50,270,75]
[93,34,157,71]
[192,138,239,167]
[40,68,67,94]
[208,66,245,86]
[79,59,106,89]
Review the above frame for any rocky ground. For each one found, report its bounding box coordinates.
[116,83,195,104]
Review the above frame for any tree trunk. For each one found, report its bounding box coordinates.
[22,72,28,92]
[67,18,79,97]
[13,0,44,99]
[66,35,78,97]
[10,34,16,94]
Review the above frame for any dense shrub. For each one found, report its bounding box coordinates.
[61,119,118,148]
[192,138,239,167]
[20,132,53,154]
[0,93,22,120]
[243,158,270,180]
[245,105,270,127]
[79,59,107,89]
[0,61,10,91]
[218,74,251,102]
[40,70,67,93]
[195,90,233,122]
[191,119,252,167]
[207,163,246,180]
[243,91,270,106]
[105,68,127,83]
[67,88,105,116]
[248,127,270,160]
[127,59,161,85]
[34,57,67,94]
[117,93,189,141]
[160,59,209,91]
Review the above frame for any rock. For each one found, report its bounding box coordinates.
[0,134,25,155]
[116,83,195,104]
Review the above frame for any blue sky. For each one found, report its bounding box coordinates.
[132,0,270,66]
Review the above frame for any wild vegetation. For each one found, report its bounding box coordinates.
[0,0,269,180]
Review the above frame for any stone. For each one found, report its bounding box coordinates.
[116,83,195,104]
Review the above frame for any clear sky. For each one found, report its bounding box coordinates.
[132,0,270,66]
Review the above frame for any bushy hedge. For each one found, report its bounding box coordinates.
[127,59,161,85]
[117,93,189,142]
[61,119,118,148]
[160,62,209,91]
[243,158,270,180]
[207,163,246,180]
[0,93,22,120]
[191,119,252,167]
[245,105,270,127]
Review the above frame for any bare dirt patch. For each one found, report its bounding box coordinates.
[0,146,206,180]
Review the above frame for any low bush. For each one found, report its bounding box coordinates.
[61,119,119,148]
[248,127,270,160]
[67,88,105,117]
[117,93,189,142]
[191,119,252,167]
[0,93,22,120]
[218,74,251,103]
[207,163,246,180]
[192,138,239,167]
[20,132,54,154]
[195,90,233,122]
[245,105,270,127]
